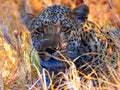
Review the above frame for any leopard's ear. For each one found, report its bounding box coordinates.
[21,12,36,31]
[19,0,36,31]
[72,4,89,22]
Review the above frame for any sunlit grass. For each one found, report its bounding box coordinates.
[0,0,120,90]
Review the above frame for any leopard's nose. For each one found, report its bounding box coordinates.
[45,48,56,55]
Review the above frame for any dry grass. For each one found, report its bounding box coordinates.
[0,0,120,90]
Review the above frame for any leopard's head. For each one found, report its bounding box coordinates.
[21,4,89,61]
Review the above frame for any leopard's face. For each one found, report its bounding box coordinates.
[24,4,89,61]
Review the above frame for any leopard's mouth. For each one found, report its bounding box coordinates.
[39,47,57,61]
[45,47,56,55]
[37,39,67,61]
[40,47,67,62]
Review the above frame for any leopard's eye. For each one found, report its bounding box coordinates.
[61,27,70,33]
[36,28,44,34]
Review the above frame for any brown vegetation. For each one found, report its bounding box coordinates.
[0,0,120,89]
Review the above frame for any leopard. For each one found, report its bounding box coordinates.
[19,0,119,87]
